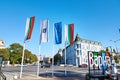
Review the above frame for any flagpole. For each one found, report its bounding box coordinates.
[64,24,67,76]
[65,42,67,76]
[20,41,26,78]
[52,43,54,77]
[37,45,41,77]
[52,24,54,77]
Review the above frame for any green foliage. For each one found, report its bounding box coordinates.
[9,43,38,64]
[31,54,38,62]
[9,43,23,64]
[9,43,23,54]
[54,53,61,65]
[24,49,38,63]
[100,50,106,52]
[0,48,10,60]
[10,52,22,64]
[114,55,119,63]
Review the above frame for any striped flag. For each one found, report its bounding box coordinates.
[40,19,49,43]
[24,16,35,41]
[65,24,74,45]
[54,22,62,44]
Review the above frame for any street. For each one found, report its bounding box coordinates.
[2,65,120,80]
[1,65,88,80]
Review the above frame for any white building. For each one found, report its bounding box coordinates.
[62,34,102,67]
[0,39,6,49]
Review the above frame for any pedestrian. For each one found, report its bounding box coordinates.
[105,67,112,79]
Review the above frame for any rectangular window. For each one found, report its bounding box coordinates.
[80,50,82,55]
[77,50,79,55]
[77,44,79,48]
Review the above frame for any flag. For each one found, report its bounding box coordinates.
[65,24,74,45]
[119,28,120,33]
[40,19,49,43]
[54,22,62,44]
[24,16,35,41]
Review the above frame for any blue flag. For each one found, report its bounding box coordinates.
[54,22,62,44]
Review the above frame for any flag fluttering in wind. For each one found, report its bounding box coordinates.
[65,24,74,45]
[54,22,62,44]
[40,19,49,43]
[21,16,35,78]
[24,16,35,41]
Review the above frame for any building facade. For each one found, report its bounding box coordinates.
[62,34,102,67]
[0,39,6,49]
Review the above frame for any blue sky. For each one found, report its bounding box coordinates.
[0,0,120,57]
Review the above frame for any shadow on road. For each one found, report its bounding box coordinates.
[39,70,85,80]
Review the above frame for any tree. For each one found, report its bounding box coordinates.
[0,48,10,60]
[9,43,23,64]
[31,54,38,63]
[54,53,61,65]
[24,49,38,63]
[114,55,119,63]
[9,43,23,54]
[9,43,38,64]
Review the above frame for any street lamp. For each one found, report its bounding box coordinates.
[110,39,120,53]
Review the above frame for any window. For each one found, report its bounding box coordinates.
[77,50,79,55]
[80,50,82,55]
[77,44,80,48]
[82,45,85,49]
[87,45,90,50]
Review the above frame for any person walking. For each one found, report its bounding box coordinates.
[105,67,112,79]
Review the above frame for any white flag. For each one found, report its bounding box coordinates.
[40,19,49,43]
[64,24,68,45]
[24,18,30,41]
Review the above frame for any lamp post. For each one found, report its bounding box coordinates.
[110,39,120,53]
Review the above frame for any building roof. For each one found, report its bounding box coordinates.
[62,34,102,51]
[75,34,102,46]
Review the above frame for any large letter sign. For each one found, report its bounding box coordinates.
[106,52,111,67]
[98,56,102,69]
[89,51,93,66]
[93,52,98,66]
[102,52,107,70]
[88,51,111,70]
[89,51,98,67]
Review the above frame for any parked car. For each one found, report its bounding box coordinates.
[82,64,87,68]
[17,64,27,67]
[41,63,51,68]
[79,64,87,68]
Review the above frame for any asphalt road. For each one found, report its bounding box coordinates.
[2,65,120,80]
[1,65,88,80]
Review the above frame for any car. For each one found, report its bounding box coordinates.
[80,64,87,68]
[41,64,51,68]
[17,64,27,67]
